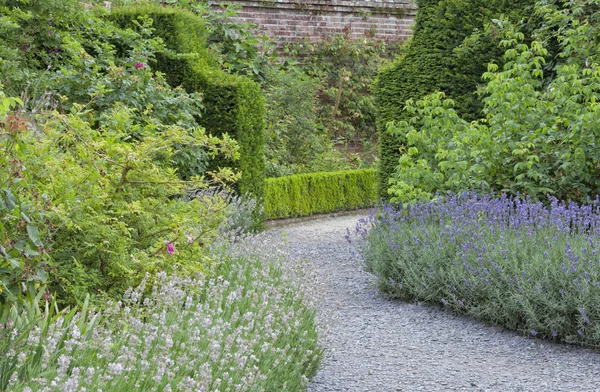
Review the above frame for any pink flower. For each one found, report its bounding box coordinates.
[167,243,175,254]
[186,232,194,244]
[134,62,147,70]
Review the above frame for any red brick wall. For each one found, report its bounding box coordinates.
[209,0,416,46]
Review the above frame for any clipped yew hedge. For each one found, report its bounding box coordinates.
[264,169,377,220]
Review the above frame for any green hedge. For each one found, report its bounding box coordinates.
[111,6,265,202]
[264,169,377,220]
[374,0,533,200]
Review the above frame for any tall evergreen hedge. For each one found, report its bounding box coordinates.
[111,6,265,202]
[374,0,533,200]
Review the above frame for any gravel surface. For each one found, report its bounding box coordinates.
[267,213,600,392]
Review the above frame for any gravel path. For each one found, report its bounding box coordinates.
[267,213,600,392]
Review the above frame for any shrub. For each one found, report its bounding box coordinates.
[386,7,600,203]
[13,104,238,307]
[111,6,266,205]
[285,33,400,144]
[0,234,322,391]
[263,68,343,177]
[110,0,279,82]
[1,0,212,177]
[354,192,600,347]
[0,92,49,314]
[1,1,250,307]
[374,0,533,199]
[194,2,278,82]
[216,189,264,237]
[264,169,377,219]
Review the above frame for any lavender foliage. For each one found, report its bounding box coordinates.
[353,192,600,346]
[0,234,322,391]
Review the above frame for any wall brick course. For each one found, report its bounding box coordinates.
[207,0,416,46]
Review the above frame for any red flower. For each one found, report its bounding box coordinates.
[134,62,147,70]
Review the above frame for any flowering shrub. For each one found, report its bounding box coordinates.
[354,192,600,346]
[0,235,322,391]
[0,94,240,308]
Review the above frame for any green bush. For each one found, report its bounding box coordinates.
[386,4,600,203]
[263,68,355,177]
[8,103,238,307]
[111,6,266,204]
[264,169,377,219]
[285,33,400,144]
[374,0,533,199]
[0,93,49,314]
[1,0,213,177]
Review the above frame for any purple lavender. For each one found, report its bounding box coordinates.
[356,191,600,347]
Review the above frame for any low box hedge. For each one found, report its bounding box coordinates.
[264,169,377,220]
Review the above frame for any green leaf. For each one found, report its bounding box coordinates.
[26,224,42,246]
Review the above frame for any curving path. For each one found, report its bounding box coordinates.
[267,214,600,392]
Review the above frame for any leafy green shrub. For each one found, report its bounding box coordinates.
[194,2,278,82]
[1,0,214,178]
[386,8,600,203]
[16,104,238,307]
[264,169,377,219]
[111,6,266,205]
[1,234,322,391]
[263,69,354,177]
[374,0,533,199]
[0,92,49,314]
[285,33,399,145]
[110,0,279,81]
[355,193,600,346]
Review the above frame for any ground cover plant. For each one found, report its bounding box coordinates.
[0,235,322,391]
[353,192,600,347]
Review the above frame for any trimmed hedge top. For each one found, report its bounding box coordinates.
[264,169,377,220]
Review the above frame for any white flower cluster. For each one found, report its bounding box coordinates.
[1,234,322,391]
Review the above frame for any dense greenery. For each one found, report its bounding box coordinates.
[0,0,255,308]
[2,95,239,309]
[0,93,49,311]
[263,69,354,177]
[285,34,399,146]
[355,193,600,347]
[386,1,600,203]
[110,0,379,178]
[374,0,534,199]
[264,169,377,219]
[111,5,266,207]
[0,1,325,388]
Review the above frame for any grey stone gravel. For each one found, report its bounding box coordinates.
[266,213,600,392]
